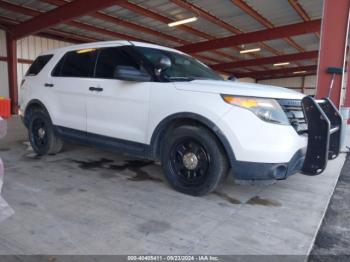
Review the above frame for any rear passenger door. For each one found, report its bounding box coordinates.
[50,48,97,133]
[86,46,151,144]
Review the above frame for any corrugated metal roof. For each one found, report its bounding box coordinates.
[0,0,323,77]
[132,0,233,38]
[299,0,323,20]
[245,0,303,26]
[291,34,319,51]
[190,0,267,32]
[21,0,54,12]
[262,39,296,54]
[0,7,29,21]
[103,5,204,43]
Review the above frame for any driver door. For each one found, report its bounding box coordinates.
[86,46,151,144]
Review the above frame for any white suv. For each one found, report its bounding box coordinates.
[19,41,342,196]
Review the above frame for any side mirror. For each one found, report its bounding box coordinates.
[113,66,152,82]
[155,56,171,76]
[228,75,237,81]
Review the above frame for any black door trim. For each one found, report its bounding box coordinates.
[54,125,152,158]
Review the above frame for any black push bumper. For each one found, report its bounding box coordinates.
[301,96,342,175]
[232,96,342,181]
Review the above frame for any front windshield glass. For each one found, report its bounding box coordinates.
[134,46,223,81]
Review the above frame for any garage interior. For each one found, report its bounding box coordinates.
[0,0,350,258]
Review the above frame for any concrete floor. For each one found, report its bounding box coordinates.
[309,154,350,260]
[0,117,347,255]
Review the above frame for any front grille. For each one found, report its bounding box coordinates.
[277,99,308,134]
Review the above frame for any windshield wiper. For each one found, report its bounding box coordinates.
[167,76,195,81]
[167,76,212,82]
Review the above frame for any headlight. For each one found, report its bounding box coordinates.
[221,95,290,125]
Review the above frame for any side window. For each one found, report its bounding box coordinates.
[51,56,65,77]
[59,49,97,77]
[26,54,53,76]
[95,47,140,79]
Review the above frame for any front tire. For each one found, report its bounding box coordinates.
[161,125,228,196]
[28,110,63,155]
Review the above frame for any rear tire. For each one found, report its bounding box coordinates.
[28,110,63,155]
[161,125,228,196]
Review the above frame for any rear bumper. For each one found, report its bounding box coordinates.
[232,147,307,180]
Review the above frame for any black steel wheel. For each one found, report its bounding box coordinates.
[161,125,228,196]
[28,110,63,155]
[170,139,210,185]
[31,117,49,149]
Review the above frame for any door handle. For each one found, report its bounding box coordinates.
[44,83,54,87]
[89,87,103,92]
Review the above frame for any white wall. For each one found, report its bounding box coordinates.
[0,29,72,98]
[258,75,317,96]
[238,77,256,83]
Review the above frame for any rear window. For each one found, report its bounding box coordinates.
[26,54,53,76]
[53,49,97,78]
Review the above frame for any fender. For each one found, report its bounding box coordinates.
[150,112,236,165]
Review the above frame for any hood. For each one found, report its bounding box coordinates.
[175,80,305,100]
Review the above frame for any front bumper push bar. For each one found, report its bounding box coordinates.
[301,96,342,175]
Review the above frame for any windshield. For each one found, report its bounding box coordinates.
[134,46,223,81]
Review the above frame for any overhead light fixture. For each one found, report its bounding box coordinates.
[240,48,261,54]
[168,17,198,27]
[293,70,307,74]
[273,62,290,67]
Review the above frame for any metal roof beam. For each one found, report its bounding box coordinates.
[42,29,100,43]
[170,0,242,34]
[10,0,120,39]
[288,0,311,21]
[115,1,240,62]
[0,14,99,44]
[65,20,144,42]
[0,1,221,64]
[169,0,304,57]
[40,0,189,45]
[0,1,150,43]
[231,0,305,52]
[179,20,321,54]
[211,51,318,71]
[233,65,317,78]
[256,72,316,81]
[288,0,320,38]
[169,0,276,70]
[38,0,229,64]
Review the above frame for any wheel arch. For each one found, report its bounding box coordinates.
[23,99,50,128]
[150,112,235,166]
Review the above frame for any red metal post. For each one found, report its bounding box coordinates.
[6,32,18,114]
[315,0,350,107]
[345,59,350,108]
[344,49,350,124]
